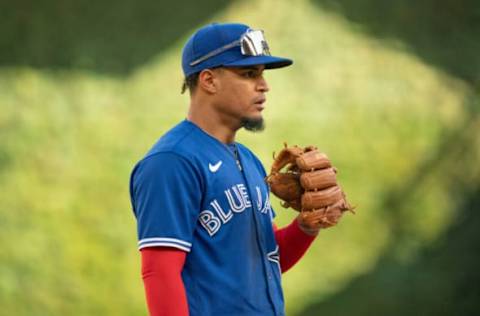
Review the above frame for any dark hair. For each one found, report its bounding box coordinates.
[181,72,200,94]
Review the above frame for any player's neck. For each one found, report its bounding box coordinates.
[187,101,238,144]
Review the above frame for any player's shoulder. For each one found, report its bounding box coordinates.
[236,142,259,160]
[236,143,266,173]
[236,142,256,158]
[130,120,203,186]
[144,120,203,161]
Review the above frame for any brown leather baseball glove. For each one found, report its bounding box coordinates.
[266,144,355,230]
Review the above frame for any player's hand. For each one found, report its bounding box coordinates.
[296,213,321,236]
[296,203,347,236]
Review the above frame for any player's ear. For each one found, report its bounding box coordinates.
[198,69,220,94]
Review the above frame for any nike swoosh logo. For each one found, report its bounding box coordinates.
[209,161,223,173]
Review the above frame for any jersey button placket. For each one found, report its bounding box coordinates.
[236,150,282,315]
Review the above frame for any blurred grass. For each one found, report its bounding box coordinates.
[1,0,479,315]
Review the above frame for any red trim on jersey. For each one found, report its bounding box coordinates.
[274,219,317,273]
[141,247,189,316]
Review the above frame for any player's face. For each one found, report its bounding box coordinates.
[214,65,269,131]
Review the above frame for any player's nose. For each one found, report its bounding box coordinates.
[257,75,269,93]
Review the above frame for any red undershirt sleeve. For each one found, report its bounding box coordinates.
[140,247,189,316]
[141,221,315,315]
[274,219,317,273]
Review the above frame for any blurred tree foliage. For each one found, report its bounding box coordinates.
[299,0,480,314]
[312,0,480,84]
[0,0,231,74]
[0,0,479,315]
[299,94,480,315]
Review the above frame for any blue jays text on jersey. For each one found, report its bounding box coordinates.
[129,120,285,316]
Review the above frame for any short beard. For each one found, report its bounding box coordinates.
[241,117,265,132]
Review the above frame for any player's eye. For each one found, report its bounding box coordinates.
[242,70,257,78]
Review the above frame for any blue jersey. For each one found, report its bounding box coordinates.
[129,120,285,316]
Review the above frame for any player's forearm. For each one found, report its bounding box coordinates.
[274,218,317,273]
[141,247,189,316]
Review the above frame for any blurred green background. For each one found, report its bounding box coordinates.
[1,0,479,315]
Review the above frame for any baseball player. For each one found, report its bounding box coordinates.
[129,23,328,316]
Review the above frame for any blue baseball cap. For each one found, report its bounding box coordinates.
[182,23,293,77]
